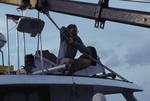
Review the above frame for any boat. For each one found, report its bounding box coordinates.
[0,0,145,101]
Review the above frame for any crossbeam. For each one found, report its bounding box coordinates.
[37,0,150,28]
[1,0,150,28]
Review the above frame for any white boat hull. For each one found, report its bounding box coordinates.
[0,75,142,101]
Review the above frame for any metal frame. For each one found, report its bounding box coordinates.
[6,14,45,75]
[6,14,20,74]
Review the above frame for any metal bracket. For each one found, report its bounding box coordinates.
[35,0,49,14]
[17,0,31,11]
[94,0,109,29]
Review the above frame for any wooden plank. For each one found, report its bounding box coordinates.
[30,0,37,8]
[0,0,37,8]
[0,0,21,6]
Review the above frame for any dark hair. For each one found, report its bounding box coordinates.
[67,24,77,31]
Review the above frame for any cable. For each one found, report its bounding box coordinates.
[4,24,17,36]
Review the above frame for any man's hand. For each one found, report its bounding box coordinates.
[69,37,77,46]
[69,37,74,43]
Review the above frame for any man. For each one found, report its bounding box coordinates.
[57,24,91,74]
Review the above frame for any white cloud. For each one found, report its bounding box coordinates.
[95,41,150,69]
[105,53,124,67]
[124,42,150,67]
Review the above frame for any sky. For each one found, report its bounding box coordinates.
[0,0,150,101]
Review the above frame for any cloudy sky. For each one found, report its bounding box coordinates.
[0,0,150,101]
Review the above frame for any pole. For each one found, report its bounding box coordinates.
[37,12,44,75]
[6,16,10,75]
[39,33,44,75]
[45,13,129,82]
[45,12,70,40]
[37,12,40,51]
[22,11,26,66]
[16,30,20,75]
[45,12,60,31]
[32,64,67,75]
[83,52,128,82]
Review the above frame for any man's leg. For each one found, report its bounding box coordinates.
[80,59,91,69]
[64,58,74,64]
[68,59,91,75]
[59,58,74,74]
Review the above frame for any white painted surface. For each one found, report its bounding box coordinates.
[0,75,142,93]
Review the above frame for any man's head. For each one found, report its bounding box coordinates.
[67,24,78,36]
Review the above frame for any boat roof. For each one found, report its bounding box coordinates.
[0,75,142,95]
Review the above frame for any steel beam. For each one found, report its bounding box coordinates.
[38,0,100,19]
[101,7,150,28]
[37,0,150,28]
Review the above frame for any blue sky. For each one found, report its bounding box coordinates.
[0,0,150,101]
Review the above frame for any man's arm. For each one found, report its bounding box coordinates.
[60,26,86,52]
[75,36,86,53]
[69,37,77,46]
[60,26,73,40]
